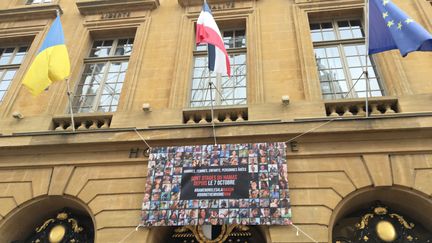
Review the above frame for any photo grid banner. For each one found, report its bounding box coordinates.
[141,142,292,226]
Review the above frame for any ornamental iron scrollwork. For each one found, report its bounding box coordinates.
[172,224,252,243]
[333,203,432,243]
[23,208,94,243]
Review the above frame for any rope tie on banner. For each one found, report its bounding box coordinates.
[291,223,319,243]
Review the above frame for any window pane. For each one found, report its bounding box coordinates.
[11,46,28,64]
[325,47,340,58]
[90,40,113,57]
[310,23,320,30]
[0,48,14,65]
[235,30,246,48]
[311,32,322,42]
[223,31,234,48]
[328,58,342,68]
[115,38,134,56]
[322,31,336,41]
[338,21,350,28]
[321,22,333,31]
[0,69,17,101]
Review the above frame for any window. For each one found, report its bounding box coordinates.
[190,29,247,107]
[310,19,384,99]
[0,46,28,102]
[26,0,52,4]
[72,38,134,113]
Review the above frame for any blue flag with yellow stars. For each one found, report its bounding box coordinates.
[369,0,432,56]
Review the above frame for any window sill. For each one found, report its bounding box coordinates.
[324,97,399,117]
[0,4,61,21]
[183,105,248,124]
[76,0,159,15]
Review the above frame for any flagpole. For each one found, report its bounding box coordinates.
[66,78,76,132]
[208,73,217,146]
[364,0,370,118]
[55,9,76,132]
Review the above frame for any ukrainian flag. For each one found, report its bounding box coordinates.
[23,15,70,95]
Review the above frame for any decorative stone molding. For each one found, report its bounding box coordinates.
[178,0,251,8]
[294,0,362,9]
[183,106,248,124]
[52,114,113,131]
[76,0,159,15]
[325,97,399,117]
[0,4,61,21]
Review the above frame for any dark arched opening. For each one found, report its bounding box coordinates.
[0,195,95,243]
[330,186,432,243]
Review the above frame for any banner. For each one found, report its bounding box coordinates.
[141,142,292,226]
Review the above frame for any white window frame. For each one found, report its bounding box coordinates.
[0,46,28,102]
[72,38,133,113]
[310,19,385,100]
[190,28,247,108]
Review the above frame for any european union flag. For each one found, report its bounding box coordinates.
[369,0,432,56]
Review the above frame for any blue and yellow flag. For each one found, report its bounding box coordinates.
[23,15,70,95]
[369,0,432,56]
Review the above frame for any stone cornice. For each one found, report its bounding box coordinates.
[0,4,61,22]
[2,114,432,148]
[76,0,159,15]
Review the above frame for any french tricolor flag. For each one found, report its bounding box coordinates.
[196,2,231,77]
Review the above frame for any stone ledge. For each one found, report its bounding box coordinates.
[324,97,399,117]
[52,113,113,131]
[0,4,61,21]
[76,0,159,15]
[183,105,248,124]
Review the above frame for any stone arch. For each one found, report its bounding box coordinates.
[0,195,96,243]
[329,186,432,242]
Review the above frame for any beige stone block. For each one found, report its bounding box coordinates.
[413,169,432,195]
[78,178,146,203]
[288,157,371,189]
[289,172,356,197]
[0,197,16,217]
[95,210,141,229]
[290,188,341,209]
[363,154,392,186]
[0,182,32,205]
[291,206,332,225]
[65,164,147,196]
[0,168,51,197]
[89,194,143,215]
[391,154,432,189]
[96,227,150,243]
[269,225,328,243]
[48,166,74,195]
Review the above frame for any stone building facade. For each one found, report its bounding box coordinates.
[0,0,431,242]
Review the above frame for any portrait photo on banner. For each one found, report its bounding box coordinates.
[141,142,292,226]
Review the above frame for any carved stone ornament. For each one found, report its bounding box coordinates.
[76,0,159,15]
